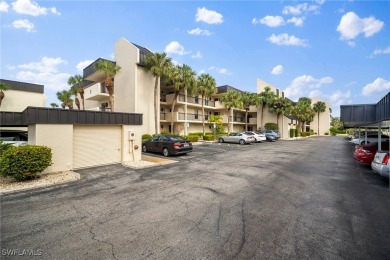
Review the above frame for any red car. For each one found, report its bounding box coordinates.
[353,141,389,164]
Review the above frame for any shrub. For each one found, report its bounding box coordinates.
[0,145,52,181]
[160,130,170,135]
[264,122,278,130]
[325,132,329,135]
[289,129,295,138]
[186,135,199,142]
[188,132,204,137]
[142,134,152,140]
[0,140,12,157]
[203,135,215,141]
[294,129,298,137]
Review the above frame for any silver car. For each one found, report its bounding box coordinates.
[371,151,389,178]
[218,132,255,145]
[243,131,266,142]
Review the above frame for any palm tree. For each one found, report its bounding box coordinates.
[144,52,173,134]
[196,73,217,135]
[56,90,73,109]
[258,86,276,129]
[313,101,327,135]
[50,103,59,108]
[95,60,121,112]
[268,97,292,131]
[241,92,258,131]
[68,75,84,110]
[292,97,315,133]
[0,82,10,108]
[220,90,243,133]
[169,64,197,134]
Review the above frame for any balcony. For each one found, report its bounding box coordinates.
[248,117,257,125]
[86,107,111,112]
[84,82,110,101]
[232,116,245,123]
[83,58,115,82]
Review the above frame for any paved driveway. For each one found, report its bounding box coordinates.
[1,137,390,259]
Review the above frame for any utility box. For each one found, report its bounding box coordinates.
[128,131,136,140]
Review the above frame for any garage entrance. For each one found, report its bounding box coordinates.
[73,125,122,169]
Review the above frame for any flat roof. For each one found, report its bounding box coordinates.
[0,79,44,93]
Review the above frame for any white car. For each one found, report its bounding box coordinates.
[218,132,256,145]
[371,151,390,178]
[350,133,389,145]
[243,131,267,143]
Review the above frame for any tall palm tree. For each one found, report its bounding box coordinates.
[95,60,121,112]
[220,90,243,133]
[169,64,197,134]
[50,103,59,108]
[268,97,292,131]
[258,86,276,129]
[0,82,10,108]
[241,92,258,131]
[313,101,327,135]
[196,73,217,135]
[68,75,84,110]
[56,90,73,109]
[144,52,173,134]
[292,97,314,133]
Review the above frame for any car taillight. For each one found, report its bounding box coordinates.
[188,142,192,146]
[173,142,181,147]
[383,154,389,165]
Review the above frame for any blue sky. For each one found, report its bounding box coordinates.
[1,0,389,116]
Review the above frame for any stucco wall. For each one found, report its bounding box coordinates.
[1,90,46,112]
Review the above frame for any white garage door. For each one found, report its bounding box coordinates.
[73,125,122,169]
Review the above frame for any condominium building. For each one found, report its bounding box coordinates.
[81,37,332,138]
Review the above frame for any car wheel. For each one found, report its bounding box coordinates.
[239,139,245,145]
[162,147,170,157]
[142,145,147,153]
[218,138,224,143]
[254,138,258,142]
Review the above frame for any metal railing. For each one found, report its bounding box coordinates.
[160,113,166,120]
[177,94,215,107]
[178,113,208,121]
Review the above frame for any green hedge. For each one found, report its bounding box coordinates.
[264,122,278,130]
[142,134,152,140]
[0,145,52,181]
[183,135,199,142]
[203,135,215,141]
[289,129,295,138]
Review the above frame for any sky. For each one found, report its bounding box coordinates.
[1,0,389,117]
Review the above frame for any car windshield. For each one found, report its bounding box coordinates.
[169,136,186,141]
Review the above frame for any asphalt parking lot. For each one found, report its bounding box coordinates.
[1,136,390,259]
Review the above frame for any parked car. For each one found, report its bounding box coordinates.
[350,133,389,145]
[218,132,255,145]
[0,130,28,146]
[353,141,389,164]
[243,131,266,143]
[257,130,279,141]
[371,151,390,178]
[142,135,192,157]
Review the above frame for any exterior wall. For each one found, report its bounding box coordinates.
[1,90,46,112]
[28,124,73,174]
[121,125,143,165]
[310,98,331,135]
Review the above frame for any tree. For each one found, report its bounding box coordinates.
[95,60,121,112]
[68,75,84,110]
[268,97,291,131]
[291,97,315,133]
[241,92,258,131]
[331,117,344,130]
[0,82,10,108]
[195,73,217,135]
[208,115,224,134]
[144,52,173,134]
[50,103,59,108]
[169,64,196,134]
[220,90,243,133]
[313,101,327,135]
[56,90,73,109]
[258,86,276,129]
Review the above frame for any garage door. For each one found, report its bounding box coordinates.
[73,125,122,169]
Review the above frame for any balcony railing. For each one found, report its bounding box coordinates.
[231,116,244,123]
[178,113,209,121]
[160,113,167,120]
[160,95,167,102]
[177,94,215,107]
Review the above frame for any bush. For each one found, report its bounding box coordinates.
[160,130,170,135]
[0,140,12,157]
[142,134,152,140]
[203,135,215,141]
[264,122,278,130]
[325,132,329,135]
[0,145,52,181]
[289,129,295,138]
[186,135,199,142]
[294,129,298,137]
[187,132,205,137]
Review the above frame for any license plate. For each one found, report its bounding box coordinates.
[184,143,189,147]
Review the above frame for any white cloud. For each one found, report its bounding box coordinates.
[309,90,323,98]
[209,66,230,75]
[12,19,35,32]
[187,28,212,36]
[287,17,304,27]
[361,78,390,96]
[0,0,9,12]
[271,65,283,75]
[12,0,60,16]
[15,57,70,91]
[330,90,352,103]
[259,16,285,27]
[76,60,94,72]
[371,46,390,56]
[284,75,333,101]
[337,12,384,40]
[196,7,223,24]
[267,33,308,47]
[282,3,321,16]
[164,41,189,56]
[191,51,202,59]
[348,41,356,47]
